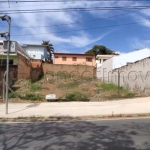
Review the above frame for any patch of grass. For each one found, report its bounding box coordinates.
[8,92,44,101]
[30,83,42,91]
[65,92,88,101]
[8,93,17,99]
[24,93,44,101]
[123,92,135,98]
[100,83,124,91]
[108,92,135,100]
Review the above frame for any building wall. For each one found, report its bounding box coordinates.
[24,46,47,61]
[110,57,150,96]
[54,54,95,66]
[43,64,96,79]
[96,55,114,68]
[0,55,18,65]
[97,57,113,81]
[17,55,31,79]
[0,65,18,94]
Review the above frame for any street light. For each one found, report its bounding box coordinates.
[0,14,11,114]
[0,32,9,39]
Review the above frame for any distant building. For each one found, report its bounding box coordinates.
[0,41,30,66]
[97,48,150,79]
[22,44,49,62]
[0,41,31,93]
[53,53,95,66]
[96,55,116,68]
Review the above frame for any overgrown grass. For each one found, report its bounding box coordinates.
[8,92,44,101]
[30,83,42,91]
[97,83,124,91]
[65,92,88,101]
[95,82,135,99]
[57,80,79,89]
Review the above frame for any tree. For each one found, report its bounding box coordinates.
[85,45,115,56]
[42,41,54,63]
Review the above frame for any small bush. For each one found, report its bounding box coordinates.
[125,93,135,98]
[100,83,124,91]
[8,92,44,101]
[8,93,17,98]
[30,83,42,91]
[65,92,88,101]
[24,93,44,101]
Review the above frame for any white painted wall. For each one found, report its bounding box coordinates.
[23,45,48,61]
[97,48,150,80]
[96,55,114,68]
[113,48,150,69]
[111,57,150,96]
[97,57,114,81]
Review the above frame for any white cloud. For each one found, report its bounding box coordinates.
[1,1,147,52]
[130,38,147,50]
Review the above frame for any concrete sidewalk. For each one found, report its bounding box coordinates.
[0,97,150,118]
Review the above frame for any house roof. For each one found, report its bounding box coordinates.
[22,44,49,51]
[96,55,116,59]
[54,52,95,56]
[112,48,150,69]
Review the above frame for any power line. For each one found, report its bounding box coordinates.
[1,6,150,14]
[1,0,150,2]
[11,20,147,36]
[2,10,139,29]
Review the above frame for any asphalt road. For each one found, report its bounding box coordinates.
[0,118,150,150]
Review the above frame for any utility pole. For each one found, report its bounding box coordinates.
[0,14,11,114]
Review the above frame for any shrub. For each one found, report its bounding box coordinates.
[126,93,135,98]
[8,93,17,99]
[30,83,42,91]
[24,93,44,101]
[65,92,88,101]
[100,83,124,91]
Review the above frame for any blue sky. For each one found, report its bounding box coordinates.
[1,0,150,54]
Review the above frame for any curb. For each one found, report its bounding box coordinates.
[0,113,150,122]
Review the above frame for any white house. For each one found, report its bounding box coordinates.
[97,48,150,80]
[96,55,116,68]
[22,44,49,61]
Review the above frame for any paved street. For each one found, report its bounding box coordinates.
[0,118,150,150]
[0,97,150,118]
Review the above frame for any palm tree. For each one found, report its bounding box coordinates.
[42,41,54,63]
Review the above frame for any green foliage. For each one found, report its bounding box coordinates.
[30,83,42,91]
[25,93,44,101]
[8,92,44,101]
[8,93,17,99]
[85,45,115,56]
[100,83,124,91]
[125,93,135,98]
[42,40,54,63]
[65,92,88,101]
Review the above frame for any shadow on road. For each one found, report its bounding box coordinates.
[8,103,40,114]
[0,119,150,150]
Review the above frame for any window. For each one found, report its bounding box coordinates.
[86,57,92,62]
[9,59,14,65]
[72,57,77,61]
[0,59,14,66]
[55,56,59,58]
[62,57,67,61]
